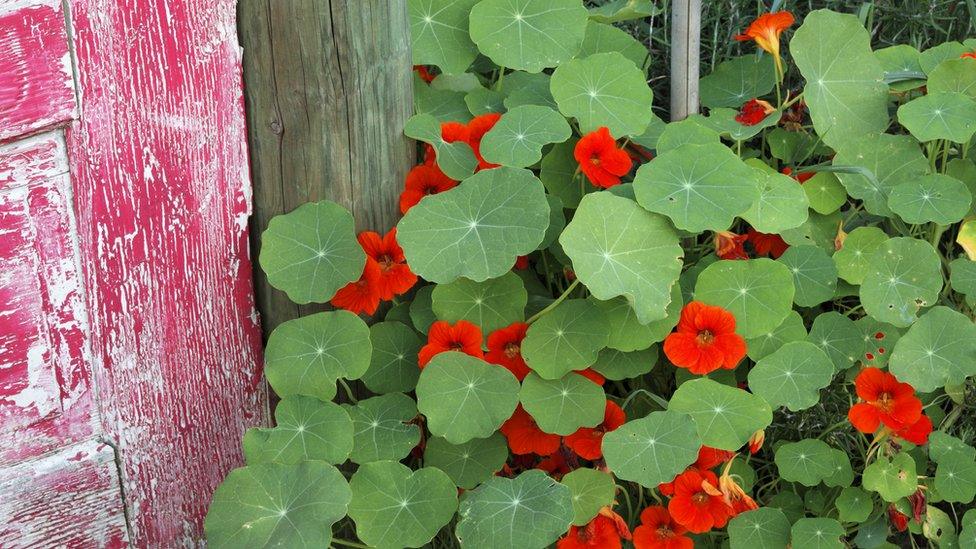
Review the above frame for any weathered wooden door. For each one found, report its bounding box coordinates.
[0,0,266,545]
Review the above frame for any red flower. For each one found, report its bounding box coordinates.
[893,414,933,445]
[558,510,631,549]
[633,506,693,549]
[577,368,606,386]
[418,320,484,368]
[500,405,561,456]
[467,113,502,170]
[357,229,417,300]
[663,301,747,375]
[888,505,909,532]
[441,121,470,143]
[331,259,383,315]
[781,167,815,184]
[695,446,736,469]
[848,367,922,433]
[734,12,795,76]
[537,451,572,478]
[735,99,775,126]
[574,127,633,189]
[513,255,530,270]
[422,143,437,166]
[400,165,458,214]
[748,430,765,454]
[413,65,435,83]
[486,322,531,381]
[746,229,789,258]
[714,231,749,260]
[565,401,626,460]
[667,469,730,533]
[962,51,976,60]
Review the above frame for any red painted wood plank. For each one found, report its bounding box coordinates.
[65,0,268,544]
[0,438,129,548]
[0,132,97,464]
[0,0,77,143]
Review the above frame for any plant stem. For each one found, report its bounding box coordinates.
[495,66,506,92]
[332,539,369,549]
[526,279,580,324]
[338,378,359,404]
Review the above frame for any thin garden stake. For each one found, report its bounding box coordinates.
[670,0,701,121]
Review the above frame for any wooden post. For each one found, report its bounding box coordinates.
[670,0,701,121]
[238,1,415,335]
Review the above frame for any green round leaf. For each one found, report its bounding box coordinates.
[550,51,654,137]
[265,311,372,401]
[397,167,550,283]
[700,54,776,109]
[898,91,976,143]
[854,317,902,369]
[431,272,527,334]
[863,453,918,502]
[777,245,838,307]
[602,410,701,488]
[935,449,976,503]
[668,378,772,451]
[410,285,437,334]
[775,439,847,487]
[590,347,657,380]
[728,507,791,549]
[748,341,835,412]
[480,105,571,168]
[416,352,520,444]
[540,139,589,208]
[888,306,976,392]
[522,299,609,379]
[951,258,976,298]
[804,172,849,215]
[921,42,970,74]
[634,143,760,233]
[876,44,925,92]
[404,114,478,180]
[746,310,807,362]
[791,10,889,150]
[836,487,874,523]
[807,312,861,372]
[834,226,889,285]
[930,431,975,463]
[825,451,855,488]
[466,87,506,116]
[860,237,943,327]
[346,393,422,464]
[424,433,509,489]
[561,193,683,324]
[655,118,721,153]
[694,258,795,338]
[504,71,558,109]
[741,168,810,233]
[928,58,976,98]
[361,321,422,394]
[577,20,648,68]
[833,133,929,217]
[456,470,573,549]
[409,0,480,74]
[260,201,365,304]
[349,461,458,549]
[205,462,350,548]
[888,174,972,225]
[700,108,782,142]
[243,396,353,465]
[469,0,588,73]
[519,372,606,435]
[790,518,846,549]
[562,468,616,526]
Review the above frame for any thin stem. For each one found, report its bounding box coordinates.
[338,378,359,404]
[495,66,506,92]
[526,279,580,324]
[332,539,369,549]
[780,91,805,110]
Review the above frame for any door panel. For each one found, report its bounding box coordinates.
[0,439,129,548]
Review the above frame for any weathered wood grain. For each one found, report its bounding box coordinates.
[0,438,129,548]
[670,0,701,121]
[238,0,415,334]
[0,0,76,143]
[64,0,268,543]
[0,131,97,465]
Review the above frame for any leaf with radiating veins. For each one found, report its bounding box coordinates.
[469,0,588,73]
[602,410,701,488]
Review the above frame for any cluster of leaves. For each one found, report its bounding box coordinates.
[205,1,976,548]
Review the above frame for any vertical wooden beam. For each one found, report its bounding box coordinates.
[670,0,701,121]
[238,0,415,335]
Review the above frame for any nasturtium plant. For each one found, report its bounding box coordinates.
[210,4,976,547]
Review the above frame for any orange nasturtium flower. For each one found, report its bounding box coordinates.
[714,231,748,260]
[663,301,747,375]
[331,258,383,315]
[564,400,626,460]
[734,11,795,77]
[399,164,458,214]
[557,508,631,549]
[962,51,976,60]
[847,367,923,433]
[417,320,484,368]
[357,229,416,300]
[574,126,633,188]
[485,322,531,381]
[499,405,561,456]
[667,469,731,533]
[633,506,693,549]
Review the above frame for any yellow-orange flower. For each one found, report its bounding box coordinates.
[735,11,795,76]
